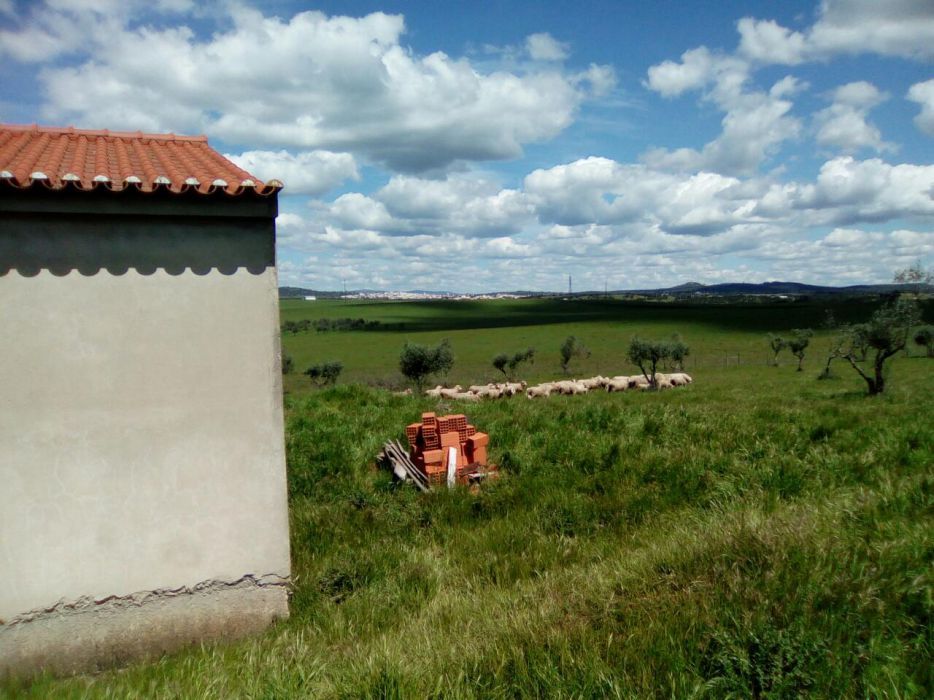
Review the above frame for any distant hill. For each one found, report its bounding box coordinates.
[278,287,346,299]
[281,281,932,299]
[640,281,931,296]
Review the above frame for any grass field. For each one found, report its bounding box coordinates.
[279,296,904,393]
[7,297,933,698]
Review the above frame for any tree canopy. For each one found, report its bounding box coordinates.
[560,336,590,373]
[400,339,454,389]
[826,297,921,395]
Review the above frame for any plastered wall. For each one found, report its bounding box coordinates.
[0,196,290,675]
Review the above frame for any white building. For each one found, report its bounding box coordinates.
[0,124,291,676]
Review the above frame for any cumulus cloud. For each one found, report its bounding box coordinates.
[302,173,534,240]
[227,150,358,195]
[736,18,806,65]
[643,67,801,175]
[273,148,934,291]
[645,47,724,98]
[0,0,192,62]
[5,3,613,173]
[526,33,568,61]
[907,79,934,136]
[813,82,895,153]
[789,156,934,224]
[738,0,934,65]
[644,1,934,175]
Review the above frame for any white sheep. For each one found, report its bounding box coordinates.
[526,385,552,399]
[555,380,588,395]
[438,385,464,399]
[579,376,604,390]
[629,376,651,390]
[605,377,630,392]
[467,384,490,394]
[451,391,480,402]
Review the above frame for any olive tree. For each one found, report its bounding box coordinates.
[492,353,510,378]
[787,329,813,372]
[400,339,454,389]
[627,337,671,388]
[559,336,590,374]
[767,334,786,366]
[894,261,933,295]
[668,336,690,371]
[492,347,535,379]
[831,297,921,395]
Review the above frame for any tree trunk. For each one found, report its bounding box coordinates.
[845,353,876,395]
[870,356,885,395]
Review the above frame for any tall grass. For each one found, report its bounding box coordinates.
[6,300,932,698]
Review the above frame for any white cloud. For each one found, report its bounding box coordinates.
[526,33,568,61]
[645,47,721,98]
[808,0,934,60]
[327,194,393,231]
[227,150,358,195]
[736,0,934,65]
[643,75,801,176]
[792,156,934,224]
[907,79,934,136]
[483,236,535,258]
[737,17,807,65]
[814,81,895,154]
[298,173,535,242]
[0,0,191,62]
[574,64,617,97]
[11,4,613,173]
[524,157,757,235]
[279,152,934,290]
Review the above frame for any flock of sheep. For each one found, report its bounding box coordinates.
[423,372,693,401]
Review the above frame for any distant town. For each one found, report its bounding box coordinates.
[280,281,931,301]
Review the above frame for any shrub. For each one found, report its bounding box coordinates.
[281,350,294,375]
[304,361,343,386]
[914,326,934,357]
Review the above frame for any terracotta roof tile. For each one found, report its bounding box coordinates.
[0,124,282,196]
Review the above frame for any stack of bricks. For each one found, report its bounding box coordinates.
[405,412,491,487]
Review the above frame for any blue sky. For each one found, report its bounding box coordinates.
[1,0,933,291]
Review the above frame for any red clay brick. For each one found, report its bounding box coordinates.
[467,432,489,448]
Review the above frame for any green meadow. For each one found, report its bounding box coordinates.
[9,297,933,698]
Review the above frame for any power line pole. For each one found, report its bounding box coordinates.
[568,275,572,295]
